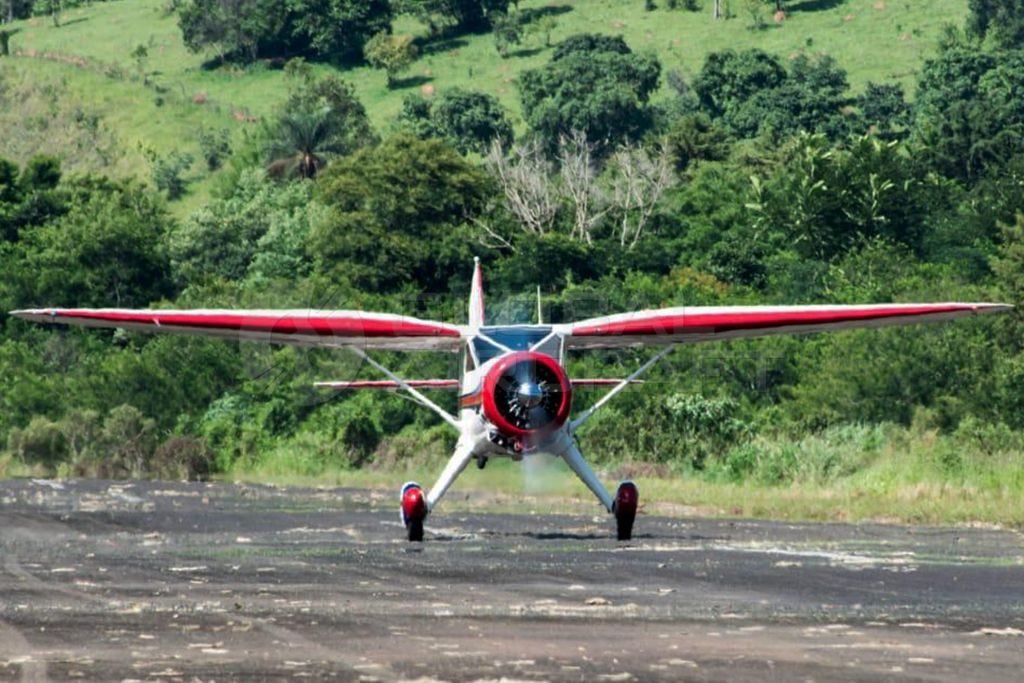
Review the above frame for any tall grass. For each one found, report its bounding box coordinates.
[224,421,1024,527]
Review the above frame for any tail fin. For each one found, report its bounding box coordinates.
[469,257,485,327]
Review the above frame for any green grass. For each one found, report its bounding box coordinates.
[225,423,1024,528]
[1,0,969,213]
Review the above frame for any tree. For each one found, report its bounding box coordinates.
[34,0,62,27]
[484,131,673,249]
[967,0,1024,48]
[99,405,157,479]
[2,0,34,24]
[1,155,66,241]
[177,0,284,63]
[129,43,149,80]
[197,126,232,170]
[665,113,731,174]
[395,0,510,34]
[858,82,912,139]
[286,0,393,62]
[150,151,194,200]
[178,0,392,63]
[693,49,854,141]
[170,168,319,284]
[485,137,560,240]
[608,141,676,248]
[263,73,376,179]
[363,31,417,88]
[399,87,514,154]
[693,49,787,120]
[747,133,929,264]
[312,133,490,291]
[491,11,522,57]
[14,176,174,308]
[519,34,661,153]
[263,107,349,179]
[913,48,1024,182]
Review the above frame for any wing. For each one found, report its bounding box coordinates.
[10,308,464,351]
[563,303,1012,350]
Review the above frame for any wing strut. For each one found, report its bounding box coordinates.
[570,345,676,432]
[343,346,461,431]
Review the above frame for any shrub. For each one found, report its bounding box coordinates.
[151,151,194,199]
[100,404,158,479]
[197,127,232,171]
[341,412,381,468]
[7,416,66,467]
[152,436,214,480]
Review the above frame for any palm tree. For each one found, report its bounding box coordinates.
[263,106,350,180]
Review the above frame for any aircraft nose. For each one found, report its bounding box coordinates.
[516,382,544,408]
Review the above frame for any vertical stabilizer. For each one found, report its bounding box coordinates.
[469,257,485,327]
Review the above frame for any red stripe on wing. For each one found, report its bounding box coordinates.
[49,309,461,338]
[566,303,1010,348]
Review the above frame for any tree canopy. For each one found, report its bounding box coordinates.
[177,0,392,63]
[519,33,661,152]
[399,88,514,154]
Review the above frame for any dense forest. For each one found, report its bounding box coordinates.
[1,0,1023,520]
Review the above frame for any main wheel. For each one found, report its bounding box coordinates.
[400,482,428,543]
[406,517,424,543]
[613,481,639,541]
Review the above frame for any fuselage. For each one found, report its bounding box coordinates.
[456,325,572,460]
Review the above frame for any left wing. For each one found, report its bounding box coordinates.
[10,308,464,351]
[563,303,1011,350]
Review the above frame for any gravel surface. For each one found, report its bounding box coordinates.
[0,478,1022,682]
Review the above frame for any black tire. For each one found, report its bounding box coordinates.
[407,517,424,543]
[615,510,635,541]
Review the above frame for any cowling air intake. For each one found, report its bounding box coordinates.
[482,351,572,438]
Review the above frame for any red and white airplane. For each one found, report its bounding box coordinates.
[12,259,1010,541]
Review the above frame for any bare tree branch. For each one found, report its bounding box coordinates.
[485,138,559,235]
[558,130,609,244]
[610,140,675,249]
[470,214,517,252]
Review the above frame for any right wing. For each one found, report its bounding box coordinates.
[10,308,464,352]
[562,303,1011,349]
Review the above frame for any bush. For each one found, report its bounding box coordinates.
[100,404,158,479]
[663,393,750,468]
[197,127,232,171]
[340,412,381,468]
[713,424,888,485]
[152,436,214,480]
[151,151,194,199]
[7,416,66,467]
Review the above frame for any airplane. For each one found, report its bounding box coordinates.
[11,259,1011,542]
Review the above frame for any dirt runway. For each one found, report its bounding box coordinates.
[0,479,1022,682]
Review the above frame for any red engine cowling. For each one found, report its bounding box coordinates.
[481,351,573,439]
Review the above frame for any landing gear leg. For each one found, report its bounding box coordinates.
[396,442,474,542]
[561,440,638,540]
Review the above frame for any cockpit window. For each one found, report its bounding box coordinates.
[471,326,552,364]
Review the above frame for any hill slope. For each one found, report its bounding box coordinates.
[0,0,967,208]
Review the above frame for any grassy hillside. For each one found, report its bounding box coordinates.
[1,0,968,208]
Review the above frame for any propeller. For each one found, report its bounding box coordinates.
[489,354,569,432]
